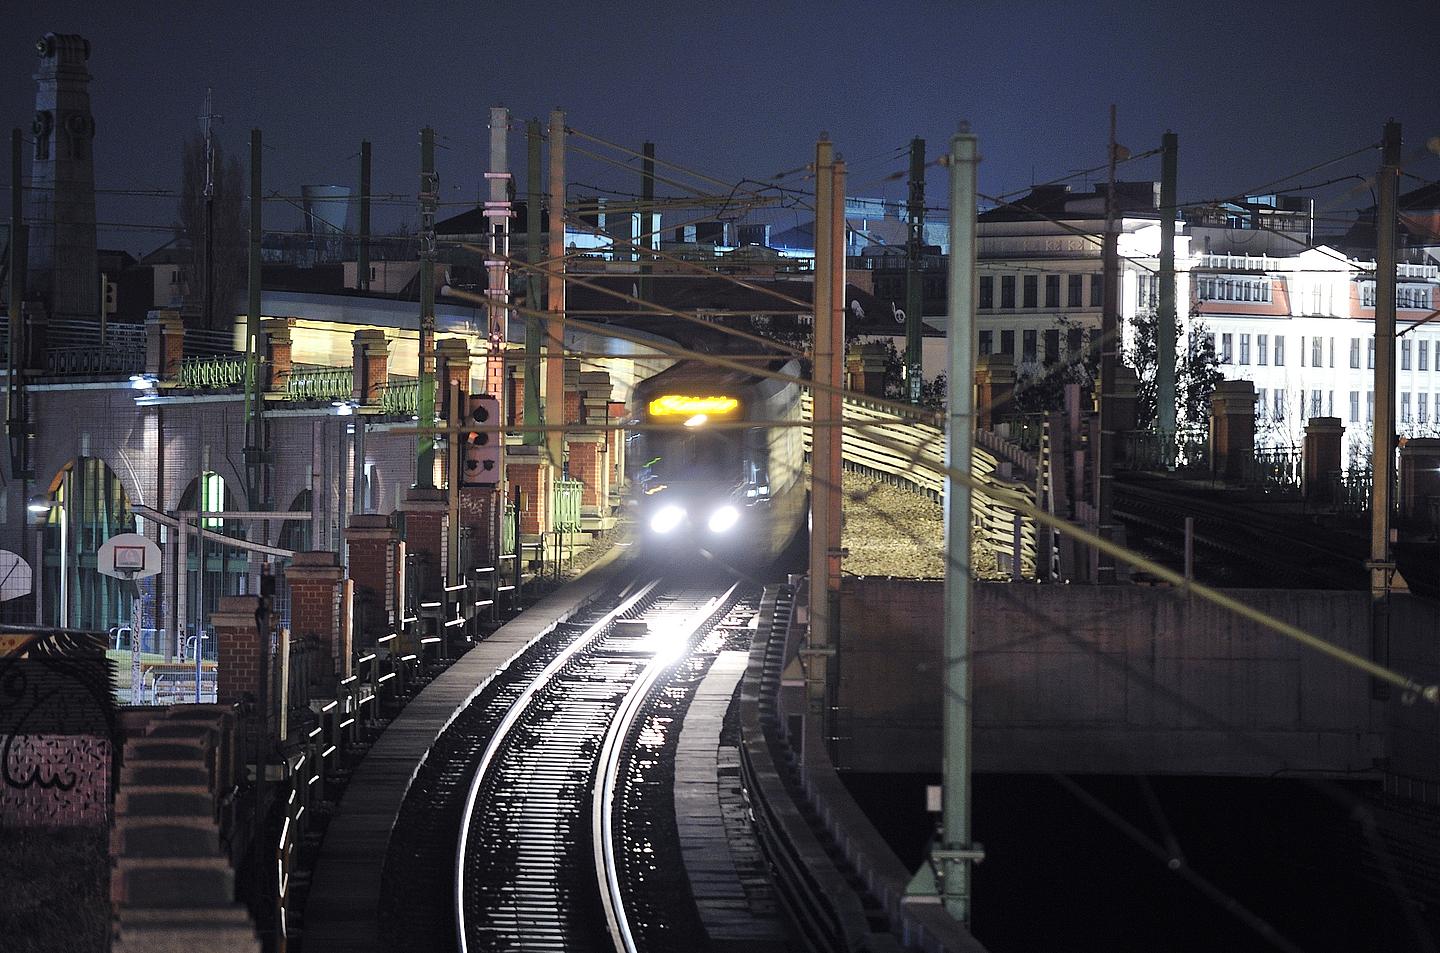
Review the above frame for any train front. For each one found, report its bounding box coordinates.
[632,391,753,560]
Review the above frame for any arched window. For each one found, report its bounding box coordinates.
[43,457,134,629]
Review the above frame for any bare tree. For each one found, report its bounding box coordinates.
[176,133,246,330]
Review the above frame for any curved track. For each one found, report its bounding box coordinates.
[455,574,754,953]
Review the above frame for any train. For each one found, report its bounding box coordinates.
[629,358,807,566]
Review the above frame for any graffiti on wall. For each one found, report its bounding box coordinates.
[0,628,116,827]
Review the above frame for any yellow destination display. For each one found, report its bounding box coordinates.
[647,394,740,418]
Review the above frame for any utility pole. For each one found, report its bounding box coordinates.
[524,120,543,446]
[1370,119,1402,696]
[485,107,511,402]
[1157,131,1178,465]
[200,88,221,330]
[416,126,438,489]
[244,129,262,509]
[908,123,984,922]
[545,110,566,477]
[7,127,30,480]
[806,136,844,761]
[905,136,926,404]
[638,141,655,302]
[358,140,371,292]
[1095,105,1120,583]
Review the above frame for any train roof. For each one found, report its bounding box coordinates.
[633,357,799,401]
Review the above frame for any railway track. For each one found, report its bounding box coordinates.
[454,573,759,953]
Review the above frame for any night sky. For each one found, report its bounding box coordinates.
[5,0,1438,254]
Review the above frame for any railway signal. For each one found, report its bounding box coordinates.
[461,394,501,486]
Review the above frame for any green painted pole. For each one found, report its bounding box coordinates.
[245,129,262,508]
[1157,131,1178,464]
[524,120,542,445]
[417,126,437,488]
[905,137,925,403]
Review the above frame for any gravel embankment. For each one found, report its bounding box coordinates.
[840,471,1003,580]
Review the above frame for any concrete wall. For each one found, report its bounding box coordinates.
[836,578,1400,776]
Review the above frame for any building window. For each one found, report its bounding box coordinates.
[1350,391,1360,423]
[1067,326,1083,357]
[1045,274,1060,308]
[1368,338,1375,369]
[1256,388,1268,417]
[1197,275,1271,303]
[1221,333,1233,363]
[1068,274,1083,308]
[1367,391,1374,422]
[1239,333,1251,365]
[1257,334,1268,365]
[1000,329,1014,355]
[979,330,993,355]
[1403,392,1412,423]
[1402,339,1412,370]
[1001,275,1016,309]
[1421,393,1430,424]
[1311,337,1322,368]
[1400,286,1433,310]
[1350,338,1361,369]
[1023,275,1038,308]
[1044,328,1060,365]
[1422,340,1430,371]
[1022,329,1038,363]
[1275,390,1286,421]
[1328,390,1334,417]
[1090,273,1103,307]
[1329,337,1335,367]
[1274,335,1285,367]
[979,276,994,310]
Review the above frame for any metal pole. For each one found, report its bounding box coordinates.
[638,142,655,301]
[486,106,510,401]
[1157,131,1178,464]
[245,130,262,509]
[524,120,543,446]
[417,127,438,488]
[806,137,843,760]
[1096,105,1120,583]
[59,466,70,627]
[7,127,28,479]
[352,416,366,515]
[1370,120,1402,695]
[448,379,462,593]
[545,111,566,481]
[909,123,984,921]
[1184,516,1194,581]
[202,88,216,330]
[906,137,926,404]
[358,141,371,292]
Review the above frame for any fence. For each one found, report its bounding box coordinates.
[552,479,583,531]
[176,354,246,389]
[379,378,436,417]
[287,365,353,402]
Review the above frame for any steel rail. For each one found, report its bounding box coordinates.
[593,582,741,952]
[454,577,662,953]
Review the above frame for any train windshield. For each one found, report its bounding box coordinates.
[640,430,740,489]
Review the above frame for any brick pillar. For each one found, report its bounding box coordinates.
[1303,417,1345,504]
[507,361,527,429]
[1208,379,1256,482]
[344,514,396,645]
[352,329,390,405]
[399,487,447,599]
[145,309,184,380]
[975,352,1016,431]
[568,436,604,509]
[608,400,627,480]
[846,342,890,398]
[1398,436,1440,522]
[211,595,263,707]
[436,337,472,417]
[284,551,344,683]
[261,318,294,393]
[507,445,550,535]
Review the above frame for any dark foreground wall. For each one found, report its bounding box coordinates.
[835,579,1435,778]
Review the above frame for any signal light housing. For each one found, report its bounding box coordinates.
[461,394,501,487]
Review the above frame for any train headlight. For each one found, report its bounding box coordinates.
[707,505,739,534]
[650,504,685,534]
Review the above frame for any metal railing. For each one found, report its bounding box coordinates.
[286,365,353,402]
[176,354,246,389]
[1244,445,1303,494]
[1329,469,1372,513]
[44,346,145,377]
[379,378,436,417]
[552,479,583,531]
[1121,430,1211,474]
[502,502,517,555]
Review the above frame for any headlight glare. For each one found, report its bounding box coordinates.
[707,505,739,533]
[650,504,685,534]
